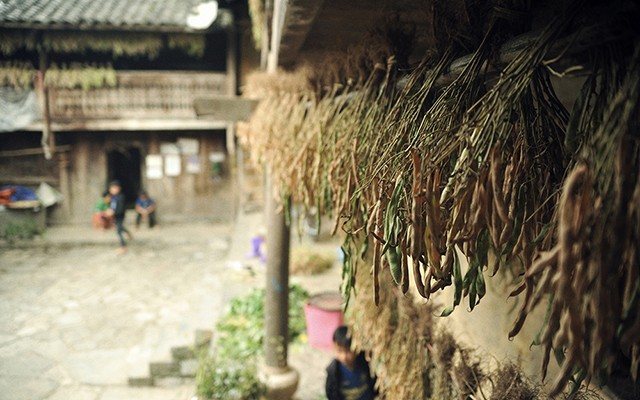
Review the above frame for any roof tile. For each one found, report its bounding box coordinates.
[0,0,221,30]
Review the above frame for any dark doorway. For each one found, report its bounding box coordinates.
[107,147,141,208]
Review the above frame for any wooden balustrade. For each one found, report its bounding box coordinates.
[48,71,227,120]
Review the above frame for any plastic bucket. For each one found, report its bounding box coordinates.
[304,292,344,349]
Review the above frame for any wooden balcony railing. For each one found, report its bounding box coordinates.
[48,71,227,120]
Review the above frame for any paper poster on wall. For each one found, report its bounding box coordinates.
[177,138,199,155]
[209,152,226,163]
[164,154,181,176]
[186,155,201,174]
[160,142,180,155]
[146,155,163,179]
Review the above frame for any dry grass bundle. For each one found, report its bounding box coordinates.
[0,61,34,88]
[289,246,334,276]
[489,362,540,400]
[452,348,484,399]
[348,260,432,400]
[237,68,314,201]
[0,30,37,56]
[44,63,117,89]
[43,31,165,58]
[431,330,458,399]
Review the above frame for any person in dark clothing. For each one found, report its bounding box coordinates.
[135,190,157,229]
[326,326,377,400]
[106,180,131,254]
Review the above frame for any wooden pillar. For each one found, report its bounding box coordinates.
[262,170,298,399]
[226,26,241,215]
[263,1,290,367]
[264,180,291,368]
[237,144,245,204]
[145,133,163,203]
[226,26,238,157]
[58,151,71,219]
[148,132,160,154]
[198,134,210,195]
[37,43,54,160]
[261,3,298,397]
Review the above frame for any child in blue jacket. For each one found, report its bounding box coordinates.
[326,326,378,400]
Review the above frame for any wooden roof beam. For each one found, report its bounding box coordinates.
[276,0,325,66]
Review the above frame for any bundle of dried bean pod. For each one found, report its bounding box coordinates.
[510,44,640,396]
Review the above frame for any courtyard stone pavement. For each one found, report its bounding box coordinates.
[0,211,340,400]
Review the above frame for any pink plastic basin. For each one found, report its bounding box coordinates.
[304,292,344,349]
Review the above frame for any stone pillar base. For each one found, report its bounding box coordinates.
[259,364,299,400]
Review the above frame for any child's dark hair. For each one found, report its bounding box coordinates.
[333,325,351,348]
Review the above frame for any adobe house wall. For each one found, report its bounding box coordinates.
[62,130,231,226]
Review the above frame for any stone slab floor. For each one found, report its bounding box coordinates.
[0,218,341,400]
[0,222,251,400]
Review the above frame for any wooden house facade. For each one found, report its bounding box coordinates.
[0,0,244,225]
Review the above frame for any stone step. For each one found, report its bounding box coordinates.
[126,346,153,387]
[171,346,196,361]
[150,361,181,378]
[149,359,200,379]
[128,375,154,387]
[127,329,213,386]
[127,358,199,386]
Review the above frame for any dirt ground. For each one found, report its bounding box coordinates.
[0,211,342,400]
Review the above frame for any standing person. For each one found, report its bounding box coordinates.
[326,326,378,400]
[135,190,157,229]
[106,180,131,254]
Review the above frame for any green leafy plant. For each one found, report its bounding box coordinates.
[196,352,266,400]
[196,284,309,399]
[3,218,42,244]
